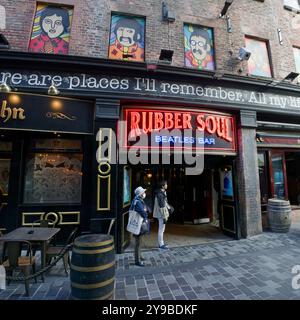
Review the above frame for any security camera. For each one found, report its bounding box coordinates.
[238,47,251,61]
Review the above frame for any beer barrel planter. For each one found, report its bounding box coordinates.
[70,234,115,300]
[267,198,292,233]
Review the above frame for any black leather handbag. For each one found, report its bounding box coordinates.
[140,219,150,235]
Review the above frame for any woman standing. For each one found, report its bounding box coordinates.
[153,180,170,250]
[130,186,149,267]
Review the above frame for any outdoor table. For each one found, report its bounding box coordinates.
[0,227,61,281]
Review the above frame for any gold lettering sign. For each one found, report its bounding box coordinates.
[1,100,26,123]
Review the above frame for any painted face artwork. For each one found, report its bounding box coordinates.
[116,26,136,47]
[184,24,215,71]
[190,34,211,62]
[42,14,64,39]
[29,4,73,55]
[109,14,145,62]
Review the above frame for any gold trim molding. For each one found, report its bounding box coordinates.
[97,175,111,211]
[21,211,80,226]
[98,162,111,176]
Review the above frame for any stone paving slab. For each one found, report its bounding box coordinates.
[2,228,300,300]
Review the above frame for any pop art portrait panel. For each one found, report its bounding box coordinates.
[109,14,145,62]
[245,37,272,78]
[184,24,215,71]
[293,47,300,83]
[29,3,73,54]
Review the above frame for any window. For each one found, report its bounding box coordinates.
[108,14,145,62]
[245,37,272,78]
[284,0,300,11]
[0,5,5,30]
[28,3,73,54]
[0,159,10,195]
[184,24,215,71]
[293,47,300,83]
[271,153,286,199]
[0,140,12,196]
[258,152,269,205]
[23,139,83,204]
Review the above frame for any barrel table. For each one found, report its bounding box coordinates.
[267,198,291,233]
[70,234,115,300]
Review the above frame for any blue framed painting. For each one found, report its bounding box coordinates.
[123,166,132,207]
[220,166,234,200]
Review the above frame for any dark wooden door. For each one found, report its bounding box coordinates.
[219,159,240,239]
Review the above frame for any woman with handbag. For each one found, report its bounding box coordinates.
[130,186,149,267]
[153,180,170,250]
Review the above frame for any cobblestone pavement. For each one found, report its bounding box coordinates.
[2,217,300,300]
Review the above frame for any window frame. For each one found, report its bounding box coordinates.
[244,35,273,78]
[284,0,300,12]
[27,2,74,54]
[292,46,300,84]
[183,22,216,72]
[22,138,83,206]
[108,12,146,62]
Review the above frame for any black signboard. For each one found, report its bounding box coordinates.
[2,69,300,114]
[0,92,94,134]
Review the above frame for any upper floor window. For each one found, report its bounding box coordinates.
[184,24,215,71]
[28,3,73,55]
[108,14,145,62]
[293,47,300,83]
[245,36,272,78]
[284,0,300,11]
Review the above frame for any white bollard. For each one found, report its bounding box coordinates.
[0,265,6,290]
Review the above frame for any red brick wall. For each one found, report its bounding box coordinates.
[1,0,299,80]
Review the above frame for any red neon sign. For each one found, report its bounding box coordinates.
[123,108,236,152]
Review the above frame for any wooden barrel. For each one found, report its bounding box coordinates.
[267,198,291,233]
[70,234,115,300]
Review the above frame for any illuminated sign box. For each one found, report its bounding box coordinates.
[123,107,237,154]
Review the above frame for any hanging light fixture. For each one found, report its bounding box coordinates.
[48,81,60,96]
[0,81,12,93]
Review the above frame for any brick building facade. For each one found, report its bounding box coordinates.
[0,0,300,252]
[3,0,300,77]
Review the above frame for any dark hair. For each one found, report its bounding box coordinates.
[40,6,70,31]
[159,180,168,188]
[113,17,143,42]
[190,28,211,47]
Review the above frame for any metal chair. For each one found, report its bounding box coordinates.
[107,219,115,235]
[29,219,57,256]
[45,227,78,276]
[2,240,37,296]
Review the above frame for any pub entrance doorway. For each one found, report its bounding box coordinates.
[129,155,239,248]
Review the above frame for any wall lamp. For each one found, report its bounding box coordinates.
[162,2,175,22]
[0,81,12,93]
[0,34,10,50]
[219,0,234,33]
[48,81,60,96]
[219,0,234,18]
[283,72,299,82]
[159,49,174,64]
[267,72,300,87]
